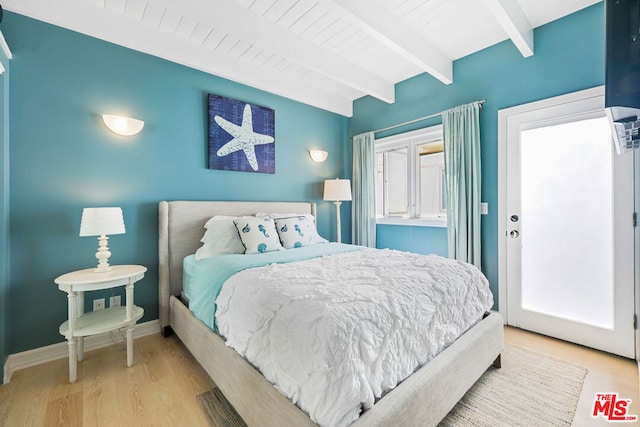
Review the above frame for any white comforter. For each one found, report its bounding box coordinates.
[216,248,494,427]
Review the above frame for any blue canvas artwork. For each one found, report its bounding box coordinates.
[208,94,275,174]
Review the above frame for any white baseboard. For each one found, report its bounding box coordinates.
[3,319,161,384]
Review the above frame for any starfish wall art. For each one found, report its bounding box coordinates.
[208,94,275,174]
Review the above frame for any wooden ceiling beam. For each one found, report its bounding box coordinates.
[3,0,355,116]
[180,0,395,104]
[319,0,453,85]
[481,0,534,57]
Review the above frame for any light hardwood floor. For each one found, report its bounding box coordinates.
[0,327,637,426]
[0,333,215,427]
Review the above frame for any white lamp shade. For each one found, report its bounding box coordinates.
[323,178,352,201]
[80,207,126,236]
[102,114,144,136]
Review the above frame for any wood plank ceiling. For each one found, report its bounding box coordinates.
[3,0,600,116]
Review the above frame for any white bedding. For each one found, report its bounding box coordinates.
[216,248,494,427]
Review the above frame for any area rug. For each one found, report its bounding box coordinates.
[197,386,248,427]
[439,344,587,426]
[197,344,587,427]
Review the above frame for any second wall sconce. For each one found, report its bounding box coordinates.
[309,149,328,162]
[102,114,145,136]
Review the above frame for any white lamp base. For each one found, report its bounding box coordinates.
[94,235,113,273]
[334,201,342,243]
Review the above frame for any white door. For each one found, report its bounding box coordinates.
[498,87,636,358]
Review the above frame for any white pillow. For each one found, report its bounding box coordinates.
[194,215,247,260]
[275,216,328,248]
[234,217,283,254]
[256,212,327,245]
[256,212,315,222]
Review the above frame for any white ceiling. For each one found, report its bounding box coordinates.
[3,0,601,116]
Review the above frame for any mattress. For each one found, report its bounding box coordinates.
[186,244,494,427]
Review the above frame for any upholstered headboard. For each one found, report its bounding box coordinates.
[158,200,316,330]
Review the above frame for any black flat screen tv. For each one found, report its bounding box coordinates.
[605,0,640,154]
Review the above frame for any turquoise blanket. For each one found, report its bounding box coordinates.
[183,243,363,332]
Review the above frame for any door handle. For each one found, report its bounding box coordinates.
[509,230,519,238]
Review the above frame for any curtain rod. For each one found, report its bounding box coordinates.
[372,99,486,135]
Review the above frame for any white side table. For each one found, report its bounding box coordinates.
[54,264,146,383]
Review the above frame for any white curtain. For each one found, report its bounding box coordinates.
[443,102,482,267]
[352,132,376,247]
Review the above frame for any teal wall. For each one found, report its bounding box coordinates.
[3,13,349,354]
[350,4,606,306]
[0,32,10,370]
[376,225,447,257]
[0,3,607,355]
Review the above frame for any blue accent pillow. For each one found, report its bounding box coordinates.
[234,217,283,254]
[275,216,328,249]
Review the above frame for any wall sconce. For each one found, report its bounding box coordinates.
[309,149,328,162]
[102,114,145,136]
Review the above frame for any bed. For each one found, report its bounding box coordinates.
[158,200,504,427]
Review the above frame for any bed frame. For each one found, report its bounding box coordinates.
[158,200,504,427]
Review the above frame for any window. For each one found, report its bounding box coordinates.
[375,125,446,227]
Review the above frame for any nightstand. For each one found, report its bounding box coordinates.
[54,264,146,383]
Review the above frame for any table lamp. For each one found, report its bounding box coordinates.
[80,207,126,272]
[323,178,352,243]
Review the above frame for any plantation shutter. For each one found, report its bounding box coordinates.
[386,148,408,216]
